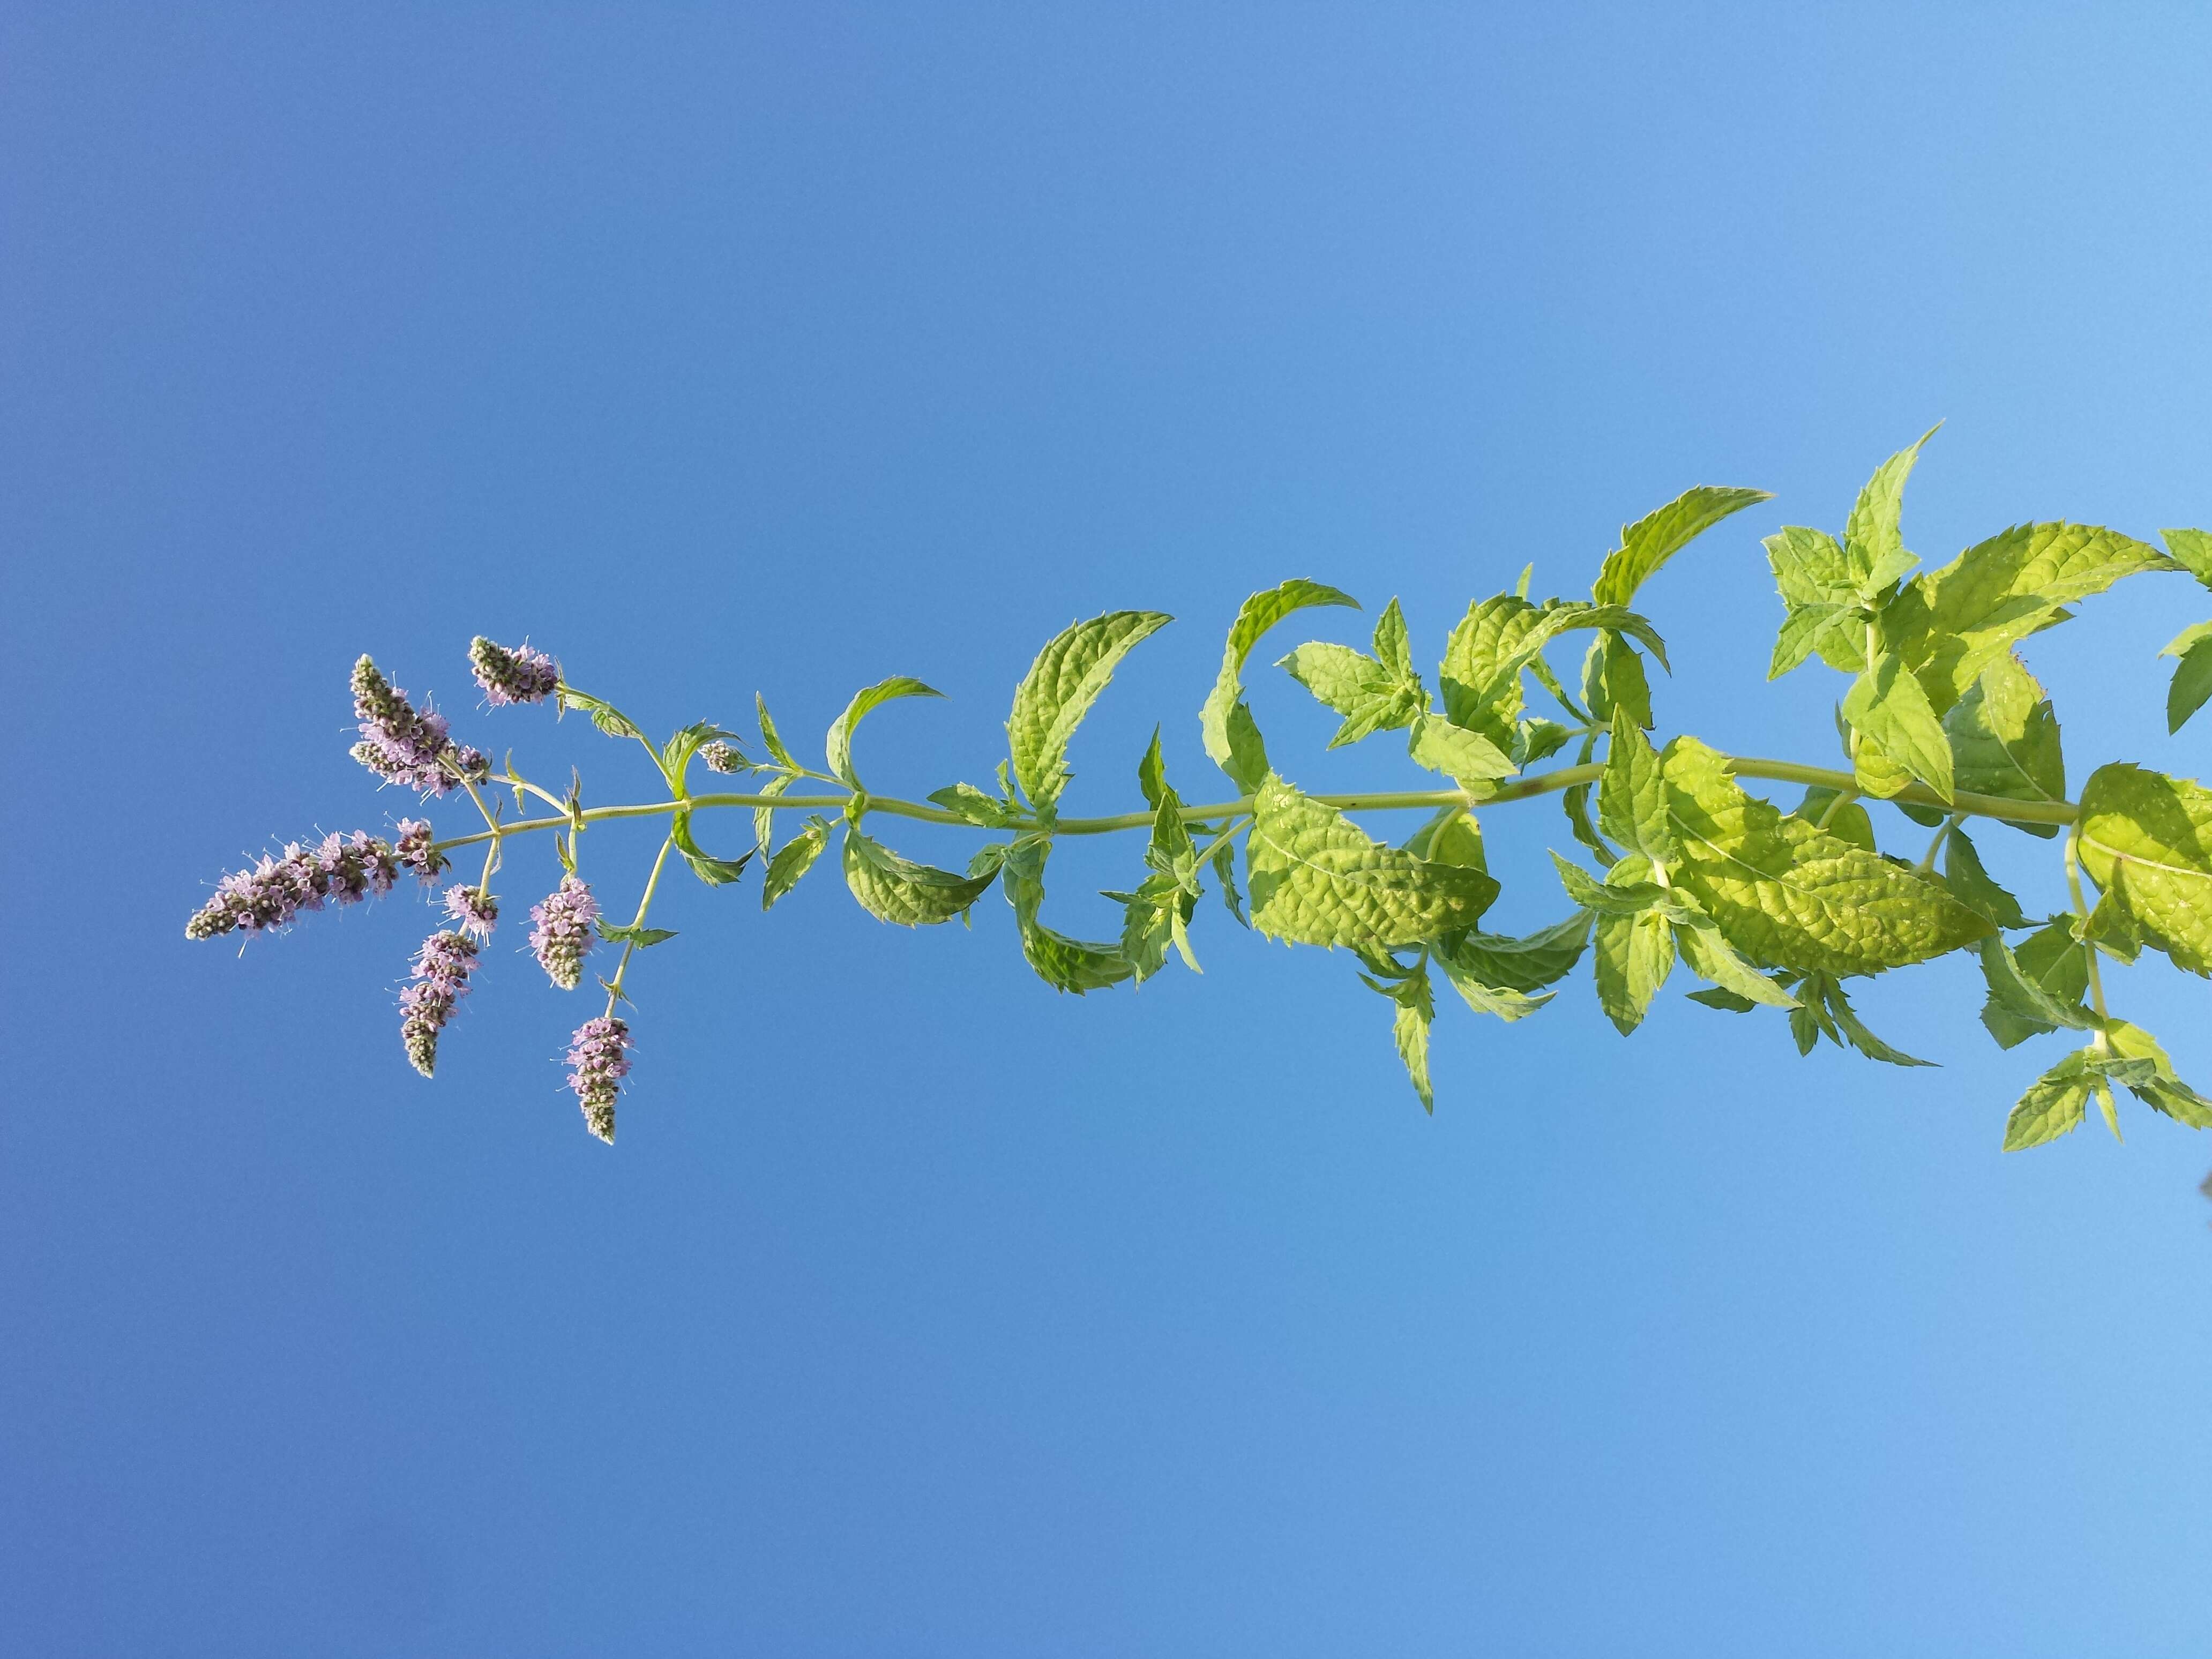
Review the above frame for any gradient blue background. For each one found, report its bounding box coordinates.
[6,5,2212,1654]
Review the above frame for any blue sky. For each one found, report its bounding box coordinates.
[6,4,2212,1653]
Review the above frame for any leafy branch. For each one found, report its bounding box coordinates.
[186,437,2212,1155]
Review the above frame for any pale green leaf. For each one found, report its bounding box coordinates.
[1201,580,1359,789]
[1593,909,1675,1035]
[1677,922,1797,1007]
[2075,763,2212,975]
[2165,636,2212,734]
[760,816,832,910]
[826,677,942,788]
[1373,597,1415,681]
[1408,715,1518,787]
[1942,653,2066,837]
[1593,484,1772,608]
[1660,737,1992,975]
[1599,708,1678,866]
[2004,1051,2093,1150]
[843,827,997,926]
[1941,826,2027,930]
[1402,806,1486,872]
[1007,610,1172,810]
[1810,972,1934,1067]
[755,692,797,769]
[2162,528,2212,588]
[928,782,1020,827]
[1246,774,1497,948]
[1842,427,1939,592]
[1434,913,1590,993]
[753,771,793,860]
[1841,651,1954,801]
[1791,787,1876,853]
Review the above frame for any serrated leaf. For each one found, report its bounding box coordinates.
[670,809,754,886]
[1549,850,1670,916]
[1373,597,1414,681]
[760,816,833,910]
[596,921,677,948]
[2163,633,2212,734]
[1660,736,1991,975]
[1842,651,1954,801]
[1000,839,1133,993]
[2104,1020,2212,1129]
[1942,653,2065,837]
[1593,909,1674,1035]
[2075,763,2212,975]
[1201,580,1359,790]
[826,677,943,789]
[1278,639,1423,746]
[558,687,646,743]
[1791,787,1877,853]
[1599,708,1678,866]
[1940,826,2026,929]
[1809,972,1933,1067]
[1211,835,1246,925]
[843,827,997,926]
[1441,596,1667,743]
[1688,986,1759,1013]
[1359,956,1437,1110]
[1676,922,1797,1007]
[1583,630,1653,728]
[1435,913,1590,992]
[1432,953,1552,1021]
[1246,774,1498,947]
[1886,522,2177,712]
[1976,935,2096,1048]
[2004,1050,2095,1149]
[1006,610,1172,811]
[753,771,793,860]
[1408,715,1517,787]
[1843,428,1939,594]
[1402,806,1486,871]
[1592,484,1772,608]
[1563,781,1614,864]
[662,721,740,784]
[928,782,1020,827]
[754,692,797,769]
[1137,727,1169,811]
[2163,528,2212,588]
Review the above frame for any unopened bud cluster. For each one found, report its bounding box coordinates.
[393,819,449,881]
[469,636,560,707]
[528,876,599,990]
[701,741,747,774]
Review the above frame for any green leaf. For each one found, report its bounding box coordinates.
[1246,774,1498,947]
[1373,596,1415,681]
[1676,922,1798,1008]
[557,686,647,743]
[2163,631,2212,734]
[1660,737,1992,975]
[1808,972,1933,1067]
[1408,715,1517,787]
[755,692,797,769]
[1435,913,1591,993]
[1583,630,1654,728]
[2104,1021,2212,1129]
[2162,527,2212,588]
[1441,596,1667,743]
[761,816,833,910]
[843,827,998,926]
[1598,708,1678,866]
[826,677,943,789]
[1942,653,2066,837]
[1000,839,1134,993]
[753,771,793,860]
[1432,954,1552,1021]
[1688,986,1759,1013]
[1201,580,1359,790]
[1549,850,1671,916]
[1278,640,1424,747]
[670,809,754,886]
[1976,935,2096,1049]
[1791,787,1876,853]
[1886,522,2178,712]
[1592,484,1772,608]
[2004,1049,2096,1150]
[928,782,1021,828]
[596,921,676,948]
[1006,610,1172,811]
[1842,651,1954,801]
[1359,956,1437,1110]
[2075,763,2212,975]
[1402,806,1486,871]
[1211,834,1246,924]
[1593,909,1675,1035]
[1940,826,2026,930]
[1842,427,1939,595]
[1137,727,1170,810]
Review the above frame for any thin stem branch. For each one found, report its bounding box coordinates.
[604,835,676,1018]
[422,751,2080,857]
[1917,813,1963,873]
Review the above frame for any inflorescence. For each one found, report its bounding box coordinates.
[184,462,2212,1170]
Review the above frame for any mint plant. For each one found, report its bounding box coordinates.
[189,435,2212,1152]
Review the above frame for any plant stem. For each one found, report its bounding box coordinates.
[423,750,2080,857]
[1917,813,1962,872]
[604,835,676,1017]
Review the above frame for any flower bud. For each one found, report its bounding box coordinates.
[469,637,560,707]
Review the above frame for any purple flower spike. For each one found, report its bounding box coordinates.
[393,819,449,881]
[186,832,399,940]
[565,1015,632,1143]
[352,656,469,795]
[443,884,499,941]
[528,876,599,990]
[469,637,561,707]
[400,930,478,1078]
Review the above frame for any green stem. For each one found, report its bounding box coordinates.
[604,835,676,1017]
[2064,831,2112,1045]
[1917,813,1963,873]
[423,751,2080,857]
